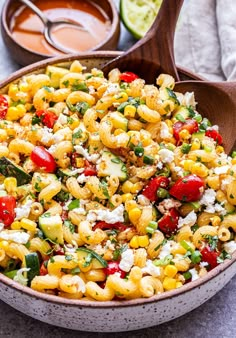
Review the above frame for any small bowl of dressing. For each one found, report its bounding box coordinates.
[1,0,120,66]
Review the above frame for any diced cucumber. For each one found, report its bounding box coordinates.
[3,270,18,279]
[57,168,79,183]
[97,151,128,181]
[0,157,32,186]
[109,112,128,131]
[25,253,40,284]
[46,65,69,88]
[39,214,64,244]
[191,131,205,141]
[174,107,191,122]
[76,247,107,268]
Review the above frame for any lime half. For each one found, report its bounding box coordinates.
[120,0,163,39]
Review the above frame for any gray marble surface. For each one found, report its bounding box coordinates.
[0,1,235,337]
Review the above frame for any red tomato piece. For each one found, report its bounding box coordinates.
[0,95,9,119]
[169,175,205,202]
[205,129,223,145]
[93,221,127,232]
[0,196,16,227]
[39,261,48,276]
[36,110,58,128]
[54,245,65,255]
[173,119,199,142]
[142,176,169,202]
[158,208,179,235]
[120,71,139,83]
[30,146,57,173]
[200,246,220,269]
[84,167,97,176]
[103,261,126,278]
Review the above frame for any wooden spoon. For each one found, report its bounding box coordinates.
[102,0,183,82]
[175,81,236,154]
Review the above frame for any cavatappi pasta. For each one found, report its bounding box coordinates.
[0,61,235,301]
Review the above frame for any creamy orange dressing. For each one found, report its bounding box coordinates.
[10,0,111,55]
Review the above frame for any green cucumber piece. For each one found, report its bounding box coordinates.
[0,157,32,186]
[191,131,205,141]
[57,168,79,183]
[76,247,108,268]
[25,253,40,283]
[3,270,18,279]
[109,112,128,131]
[97,151,128,181]
[39,214,64,244]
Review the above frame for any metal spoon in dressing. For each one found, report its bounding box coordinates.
[18,0,87,54]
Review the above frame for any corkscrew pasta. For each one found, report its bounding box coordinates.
[0,60,235,301]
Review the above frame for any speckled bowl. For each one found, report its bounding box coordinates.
[0,52,235,332]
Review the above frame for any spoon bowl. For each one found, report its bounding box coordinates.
[175,80,236,154]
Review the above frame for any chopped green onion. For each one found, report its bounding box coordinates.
[183,271,192,280]
[181,143,191,154]
[143,155,154,164]
[148,221,158,229]
[154,254,173,266]
[175,113,186,123]
[193,114,202,123]
[117,102,129,113]
[146,226,155,235]
[134,146,144,157]
[157,188,169,199]
[180,240,193,252]
[204,145,212,153]
[231,151,236,158]
[191,250,202,264]
[70,267,81,275]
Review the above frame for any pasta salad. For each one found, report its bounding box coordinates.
[0,61,235,301]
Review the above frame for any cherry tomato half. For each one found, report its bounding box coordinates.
[84,160,97,176]
[0,95,9,119]
[158,208,180,235]
[170,175,205,202]
[173,119,199,142]
[36,110,58,129]
[93,221,128,232]
[205,129,223,145]
[200,246,220,270]
[0,196,16,227]
[142,176,169,202]
[30,146,57,173]
[120,71,139,83]
[103,261,126,278]
[40,261,48,276]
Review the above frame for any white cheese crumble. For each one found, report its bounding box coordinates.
[48,144,57,154]
[72,208,86,216]
[160,122,172,139]
[104,83,120,96]
[14,199,33,221]
[158,241,174,259]
[142,259,161,277]
[173,166,184,178]
[156,162,163,170]
[211,125,219,131]
[137,194,150,206]
[221,176,234,191]
[158,149,174,164]
[87,204,124,224]
[57,113,68,125]
[74,145,100,164]
[199,188,226,215]
[77,173,89,184]
[119,249,134,272]
[199,261,209,268]
[157,198,181,214]
[189,268,199,281]
[178,211,197,228]
[0,223,4,232]
[214,165,230,175]
[224,241,236,255]
[184,92,196,108]
[41,127,53,144]
[0,231,30,244]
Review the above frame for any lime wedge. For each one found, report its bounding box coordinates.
[120,0,163,39]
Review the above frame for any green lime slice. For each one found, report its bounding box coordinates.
[120,0,163,39]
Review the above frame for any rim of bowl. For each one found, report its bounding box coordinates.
[0,51,234,309]
[1,0,120,57]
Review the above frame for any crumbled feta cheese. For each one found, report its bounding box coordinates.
[0,231,30,244]
[211,125,219,131]
[104,83,120,96]
[119,249,134,272]
[72,208,86,215]
[173,166,184,178]
[41,127,53,144]
[158,241,174,259]
[157,198,182,214]
[178,211,197,228]
[200,189,216,207]
[158,149,174,163]
[221,176,234,191]
[105,240,115,251]
[87,204,124,224]
[137,194,150,206]
[77,173,89,184]
[116,133,128,147]
[156,162,163,170]
[74,145,100,164]
[214,203,227,215]
[52,133,64,143]
[199,261,209,268]
[214,165,230,175]
[48,144,57,154]
[160,122,172,140]
[142,259,161,277]
[189,268,199,281]
[15,199,33,220]
[224,241,236,255]
[0,223,4,232]
[86,243,105,256]
[0,184,5,190]
[88,86,95,95]
[184,92,196,108]
[57,113,68,125]
[68,168,84,176]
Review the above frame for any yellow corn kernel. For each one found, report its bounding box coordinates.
[176,282,183,288]
[121,193,133,203]
[179,129,191,140]
[16,104,26,117]
[171,245,187,256]
[20,218,37,232]
[70,60,84,73]
[113,92,128,103]
[124,105,136,118]
[164,265,178,278]
[75,158,85,168]
[129,235,139,249]
[122,181,133,194]
[0,241,9,250]
[128,208,142,224]
[138,235,149,247]
[207,175,220,190]
[216,146,224,154]
[11,221,22,230]
[8,84,18,97]
[181,159,195,171]
[190,162,209,178]
[4,177,17,194]
[6,107,19,121]
[163,277,177,291]
[130,182,143,194]
[142,137,152,147]
[191,138,201,150]
[125,200,137,212]
[232,158,236,165]
[19,82,30,92]
[113,129,125,136]
[0,129,7,142]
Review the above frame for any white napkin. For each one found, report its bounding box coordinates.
[174,0,236,81]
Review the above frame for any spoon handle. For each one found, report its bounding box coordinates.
[18,0,48,25]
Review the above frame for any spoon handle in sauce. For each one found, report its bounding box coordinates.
[18,0,49,25]
[102,0,184,82]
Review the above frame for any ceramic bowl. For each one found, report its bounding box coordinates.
[0,52,235,332]
[1,0,120,66]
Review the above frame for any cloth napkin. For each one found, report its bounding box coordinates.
[174,0,236,81]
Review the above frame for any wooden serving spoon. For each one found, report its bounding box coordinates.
[175,81,236,154]
[102,0,184,82]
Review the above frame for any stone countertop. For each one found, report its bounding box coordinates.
[0,1,235,337]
